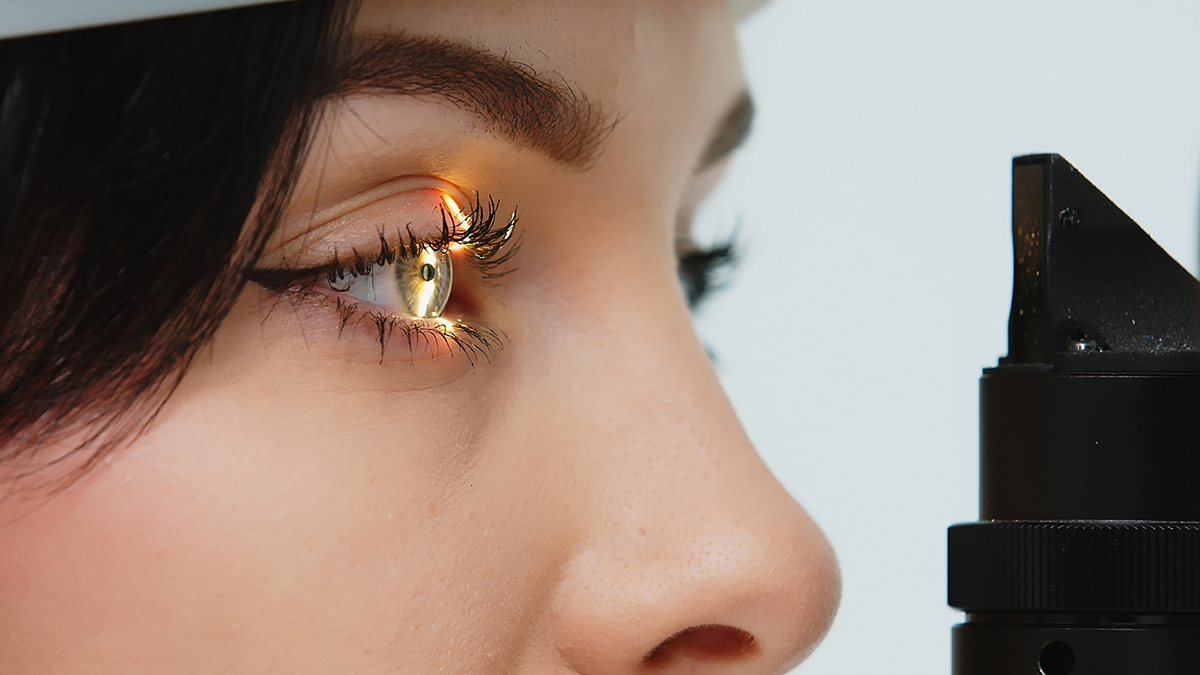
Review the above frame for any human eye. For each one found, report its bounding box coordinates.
[674,158,741,311]
[248,190,518,361]
[674,193,740,311]
[325,242,454,320]
[676,233,738,310]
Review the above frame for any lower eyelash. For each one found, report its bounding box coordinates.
[268,286,506,364]
[329,295,506,364]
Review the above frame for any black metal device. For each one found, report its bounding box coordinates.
[947,154,1200,675]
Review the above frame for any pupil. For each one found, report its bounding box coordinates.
[420,263,435,282]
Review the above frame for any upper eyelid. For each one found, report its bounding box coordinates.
[260,189,473,272]
[272,176,475,250]
[251,196,517,283]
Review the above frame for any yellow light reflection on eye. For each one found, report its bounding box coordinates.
[414,247,440,315]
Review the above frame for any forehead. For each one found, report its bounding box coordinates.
[353,0,746,171]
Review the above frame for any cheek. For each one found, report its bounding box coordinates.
[0,319,570,671]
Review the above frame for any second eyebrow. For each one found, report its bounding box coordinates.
[697,91,754,173]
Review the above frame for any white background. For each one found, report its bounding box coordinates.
[694,2,1200,673]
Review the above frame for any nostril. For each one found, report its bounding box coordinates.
[642,624,757,668]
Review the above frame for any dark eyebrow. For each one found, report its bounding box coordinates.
[697,91,754,173]
[326,34,614,168]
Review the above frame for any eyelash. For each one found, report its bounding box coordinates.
[677,233,739,309]
[248,195,519,362]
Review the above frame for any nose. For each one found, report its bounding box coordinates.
[536,287,840,674]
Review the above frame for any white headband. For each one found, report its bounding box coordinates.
[0,0,771,40]
[0,0,297,39]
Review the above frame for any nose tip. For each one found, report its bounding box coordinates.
[527,286,840,673]
[549,503,840,675]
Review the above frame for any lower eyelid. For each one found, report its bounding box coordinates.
[260,284,505,365]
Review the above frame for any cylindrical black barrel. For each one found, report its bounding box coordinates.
[979,369,1200,521]
[948,368,1200,674]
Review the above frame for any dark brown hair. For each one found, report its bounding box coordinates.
[0,0,352,479]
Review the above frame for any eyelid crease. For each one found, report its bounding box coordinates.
[274,176,475,249]
[262,193,481,275]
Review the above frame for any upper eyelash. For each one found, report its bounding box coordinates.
[455,195,522,282]
[248,194,519,293]
[677,232,739,309]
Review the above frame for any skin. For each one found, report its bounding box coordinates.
[0,0,839,673]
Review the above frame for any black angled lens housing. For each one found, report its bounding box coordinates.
[948,154,1200,675]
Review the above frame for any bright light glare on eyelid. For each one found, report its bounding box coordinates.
[442,194,470,228]
[442,194,472,251]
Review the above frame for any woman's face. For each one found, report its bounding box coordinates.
[0,0,838,672]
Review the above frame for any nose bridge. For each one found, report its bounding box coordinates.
[533,290,840,674]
